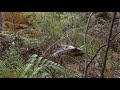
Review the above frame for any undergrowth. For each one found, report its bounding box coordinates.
[0,45,68,78]
[1,12,119,78]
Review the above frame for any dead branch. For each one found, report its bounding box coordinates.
[84,12,118,78]
[83,12,93,78]
[43,28,83,56]
[85,30,120,77]
[47,45,84,65]
[100,12,116,78]
[85,45,105,77]
[51,45,84,58]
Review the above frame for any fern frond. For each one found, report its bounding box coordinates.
[35,56,44,66]
[21,64,34,77]
[29,54,38,63]
[21,54,68,78]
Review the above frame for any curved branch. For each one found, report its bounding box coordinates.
[85,26,120,78]
[87,28,120,68]
[85,45,105,77]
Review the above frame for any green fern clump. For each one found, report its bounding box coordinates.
[0,45,23,78]
[0,44,67,78]
[21,54,68,78]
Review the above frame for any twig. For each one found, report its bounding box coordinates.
[100,12,116,78]
[83,12,93,78]
[43,31,67,56]
[84,12,119,78]
[85,45,105,76]
[43,28,83,56]
[66,35,74,45]
[85,30,120,77]
[110,31,120,42]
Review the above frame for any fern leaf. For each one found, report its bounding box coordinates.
[44,60,53,65]
[35,56,44,66]
[21,54,67,78]
[21,64,33,77]
[40,72,51,78]
[41,59,48,65]
[29,54,38,63]
[29,67,43,78]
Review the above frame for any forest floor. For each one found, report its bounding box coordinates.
[0,12,120,78]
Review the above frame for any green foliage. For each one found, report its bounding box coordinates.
[23,12,84,40]
[21,54,68,78]
[0,45,23,78]
[106,60,120,69]
[87,37,101,59]
[112,61,120,69]
[21,12,87,54]
[22,12,37,25]
[0,45,67,78]
[31,12,101,59]
[1,12,119,78]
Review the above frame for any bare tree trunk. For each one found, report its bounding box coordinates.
[100,12,116,78]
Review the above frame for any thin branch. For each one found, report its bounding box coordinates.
[85,30,120,78]
[83,12,93,78]
[110,31,120,42]
[66,34,74,45]
[43,28,80,56]
[43,31,68,56]
[85,45,105,76]
[100,12,116,78]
